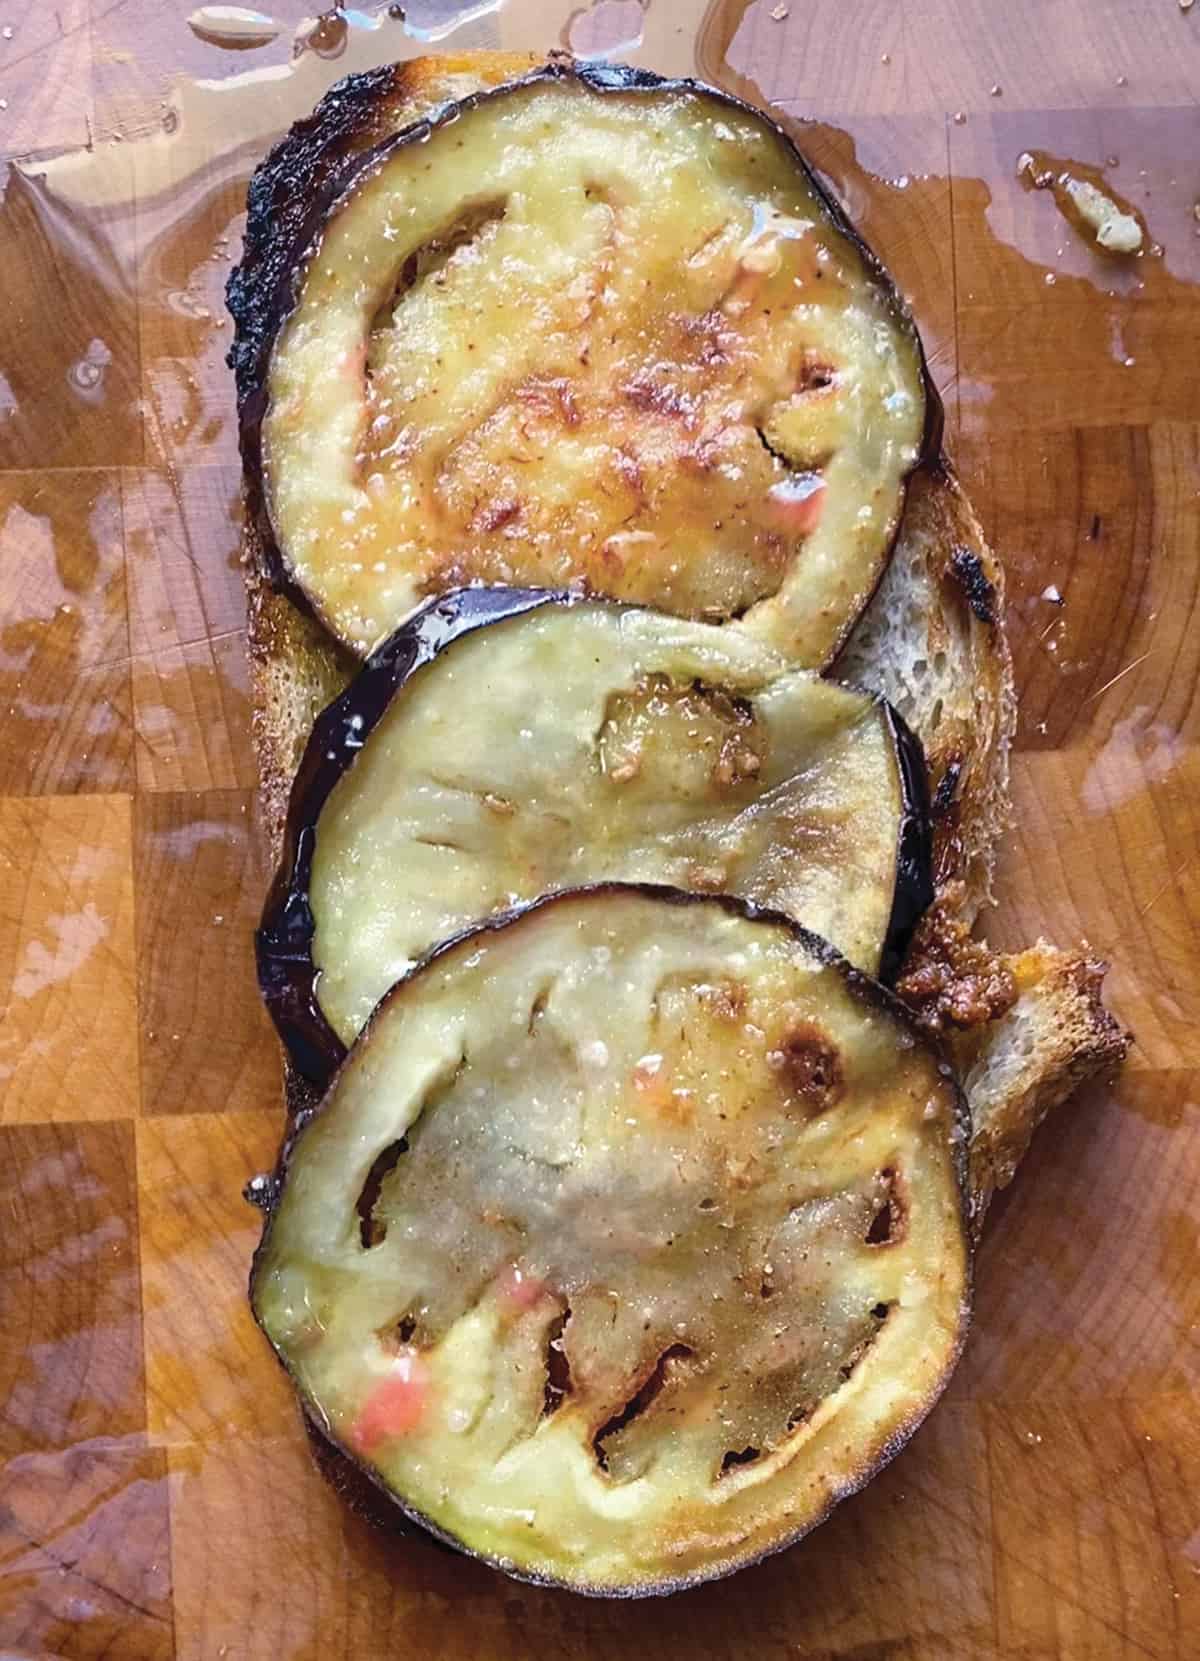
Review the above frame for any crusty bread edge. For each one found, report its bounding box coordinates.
[960,942,1129,1232]
[838,457,1016,922]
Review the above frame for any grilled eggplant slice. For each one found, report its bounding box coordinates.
[250,61,929,662]
[251,886,969,1594]
[257,588,932,1078]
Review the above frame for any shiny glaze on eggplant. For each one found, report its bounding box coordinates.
[250,878,970,1597]
[227,57,944,626]
[256,586,935,1087]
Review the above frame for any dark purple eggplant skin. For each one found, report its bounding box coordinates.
[255,584,559,1084]
[225,56,944,624]
[248,878,971,1599]
[256,585,936,1089]
[878,703,935,984]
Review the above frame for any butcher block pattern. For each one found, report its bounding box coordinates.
[0,2,1197,1657]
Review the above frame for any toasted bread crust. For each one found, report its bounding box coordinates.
[233,51,1126,1213]
[959,943,1130,1233]
[838,460,1015,922]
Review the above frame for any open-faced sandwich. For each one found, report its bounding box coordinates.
[228,54,1127,1595]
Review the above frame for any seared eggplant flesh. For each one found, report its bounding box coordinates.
[262,592,932,1062]
[261,65,926,661]
[252,887,968,1594]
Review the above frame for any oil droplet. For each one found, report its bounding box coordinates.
[990,84,1002,96]
[953,111,967,124]
[1,24,12,41]
[880,52,891,64]
[67,339,112,401]
[565,0,646,58]
[1115,74,1129,87]
[397,0,502,40]
[295,7,351,58]
[187,6,281,49]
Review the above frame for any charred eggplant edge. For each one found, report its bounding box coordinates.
[227,56,944,646]
[249,879,971,1597]
[255,585,936,1086]
[877,702,935,983]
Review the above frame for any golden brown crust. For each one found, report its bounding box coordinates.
[895,881,1018,1035]
[959,943,1131,1233]
[925,466,1015,912]
[245,532,353,864]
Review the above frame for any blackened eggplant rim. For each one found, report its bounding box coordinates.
[255,585,935,1089]
[230,56,945,639]
[249,878,971,1598]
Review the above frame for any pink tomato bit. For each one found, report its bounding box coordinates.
[496,1263,550,1312]
[350,1352,429,1454]
[766,473,826,535]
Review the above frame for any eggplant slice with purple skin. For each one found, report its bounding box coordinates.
[238,60,932,663]
[257,588,933,1084]
[251,884,970,1596]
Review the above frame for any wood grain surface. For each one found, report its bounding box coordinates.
[0,3,1197,1657]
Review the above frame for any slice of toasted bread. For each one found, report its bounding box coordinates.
[960,943,1129,1231]
[838,463,1128,1206]
[837,460,1014,922]
[231,52,1128,1214]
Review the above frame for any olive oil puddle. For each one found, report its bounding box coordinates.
[0,0,1195,1646]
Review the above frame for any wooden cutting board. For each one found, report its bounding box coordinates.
[0,3,1197,1657]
